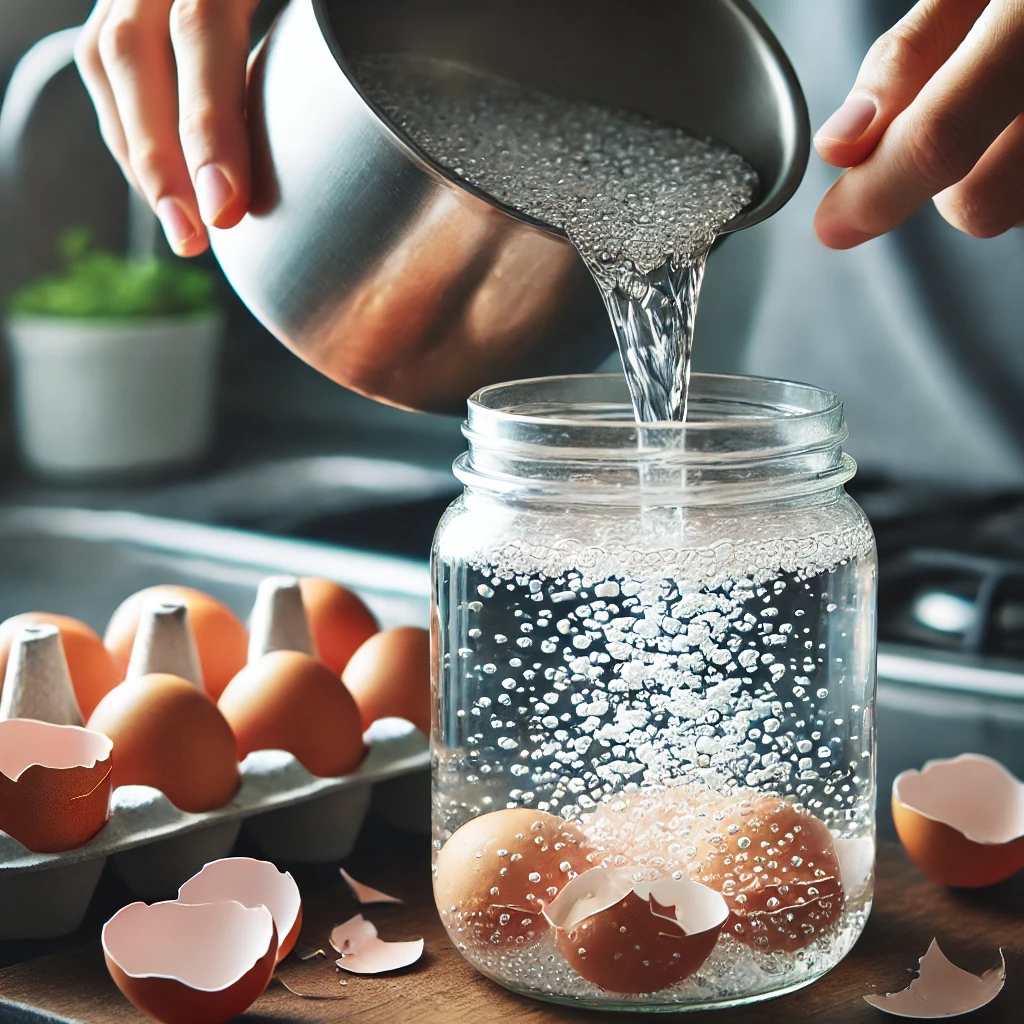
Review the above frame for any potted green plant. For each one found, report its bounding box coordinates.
[5,228,223,479]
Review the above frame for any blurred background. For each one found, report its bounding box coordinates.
[2,0,1024,837]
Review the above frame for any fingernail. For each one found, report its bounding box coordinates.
[156,197,198,253]
[816,96,877,145]
[195,164,234,225]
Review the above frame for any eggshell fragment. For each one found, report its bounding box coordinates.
[247,576,316,663]
[0,719,112,852]
[103,900,277,1024]
[433,808,594,949]
[544,867,728,994]
[105,586,248,701]
[341,627,431,735]
[834,836,876,902]
[87,673,240,813]
[298,577,378,676]
[0,613,119,719]
[218,651,365,777]
[340,868,403,905]
[126,601,203,689]
[689,793,845,953]
[892,754,1024,888]
[330,914,423,974]
[0,625,82,726]
[178,857,303,962]
[864,940,1005,1018]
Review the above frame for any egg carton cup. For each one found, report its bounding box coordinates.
[0,718,428,940]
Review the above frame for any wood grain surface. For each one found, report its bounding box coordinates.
[0,818,1022,1024]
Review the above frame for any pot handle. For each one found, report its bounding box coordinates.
[0,26,159,258]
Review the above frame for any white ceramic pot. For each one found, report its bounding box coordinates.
[4,313,222,479]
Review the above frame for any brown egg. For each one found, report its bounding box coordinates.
[0,613,119,720]
[218,651,366,777]
[103,900,277,1024]
[341,627,430,735]
[298,578,379,676]
[105,586,248,700]
[556,890,721,994]
[87,674,240,812]
[433,808,594,949]
[892,754,1024,888]
[689,793,844,953]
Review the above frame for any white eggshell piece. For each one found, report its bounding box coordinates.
[0,625,82,726]
[178,857,301,956]
[247,576,316,663]
[834,836,875,900]
[126,600,204,689]
[634,876,730,934]
[339,868,402,905]
[542,866,635,931]
[0,719,112,781]
[102,900,274,991]
[329,914,423,974]
[543,866,728,936]
[864,940,1005,1018]
[893,754,1024,845]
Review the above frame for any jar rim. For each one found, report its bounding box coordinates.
[458,373,856,505]
[468,372,844,433]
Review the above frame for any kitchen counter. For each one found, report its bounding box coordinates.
[0,818,1021,1024]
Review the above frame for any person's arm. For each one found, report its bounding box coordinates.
[814,0,1024,249]
[75,0,261,256]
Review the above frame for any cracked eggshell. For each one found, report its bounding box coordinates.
[689,793,845,953]
[545,867,728,994]
[0,719,112,852]
[864,939,1005,1018]
[434,808,594,949]
[102,900,277,1024]
[218,651,366,777]
[330,914,423,974]
[178,857,302,962]
[87,674,240,813]
[105,586,248,701]
[0,614,118,720]
[892,754,1024,888]
[340,867,403,905]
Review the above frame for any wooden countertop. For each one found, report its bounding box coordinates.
[1,819,1022,1024]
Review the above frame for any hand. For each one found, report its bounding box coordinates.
[814,0,1024,249]
[75,0,261,257]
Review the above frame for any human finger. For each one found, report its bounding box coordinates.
[815,0,1024,249]
[814,0,991,169]
[75,0,134,182]
[932,114,1024,237]
[99,0,207,255]
[170,0,260,229]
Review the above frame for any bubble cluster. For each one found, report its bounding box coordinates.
[354,54,758,422]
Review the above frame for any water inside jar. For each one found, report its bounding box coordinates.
[433,506,875,1007]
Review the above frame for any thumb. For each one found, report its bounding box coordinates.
[814,0,988,168]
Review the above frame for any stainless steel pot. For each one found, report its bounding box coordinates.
[211,0,810,414]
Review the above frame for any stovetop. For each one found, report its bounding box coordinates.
[851,480,1024,663]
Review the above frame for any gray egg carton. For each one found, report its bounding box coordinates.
[0,507,434,940]
[0,719,428,940]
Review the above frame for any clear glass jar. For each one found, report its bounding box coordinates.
[431,373,876,1012]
